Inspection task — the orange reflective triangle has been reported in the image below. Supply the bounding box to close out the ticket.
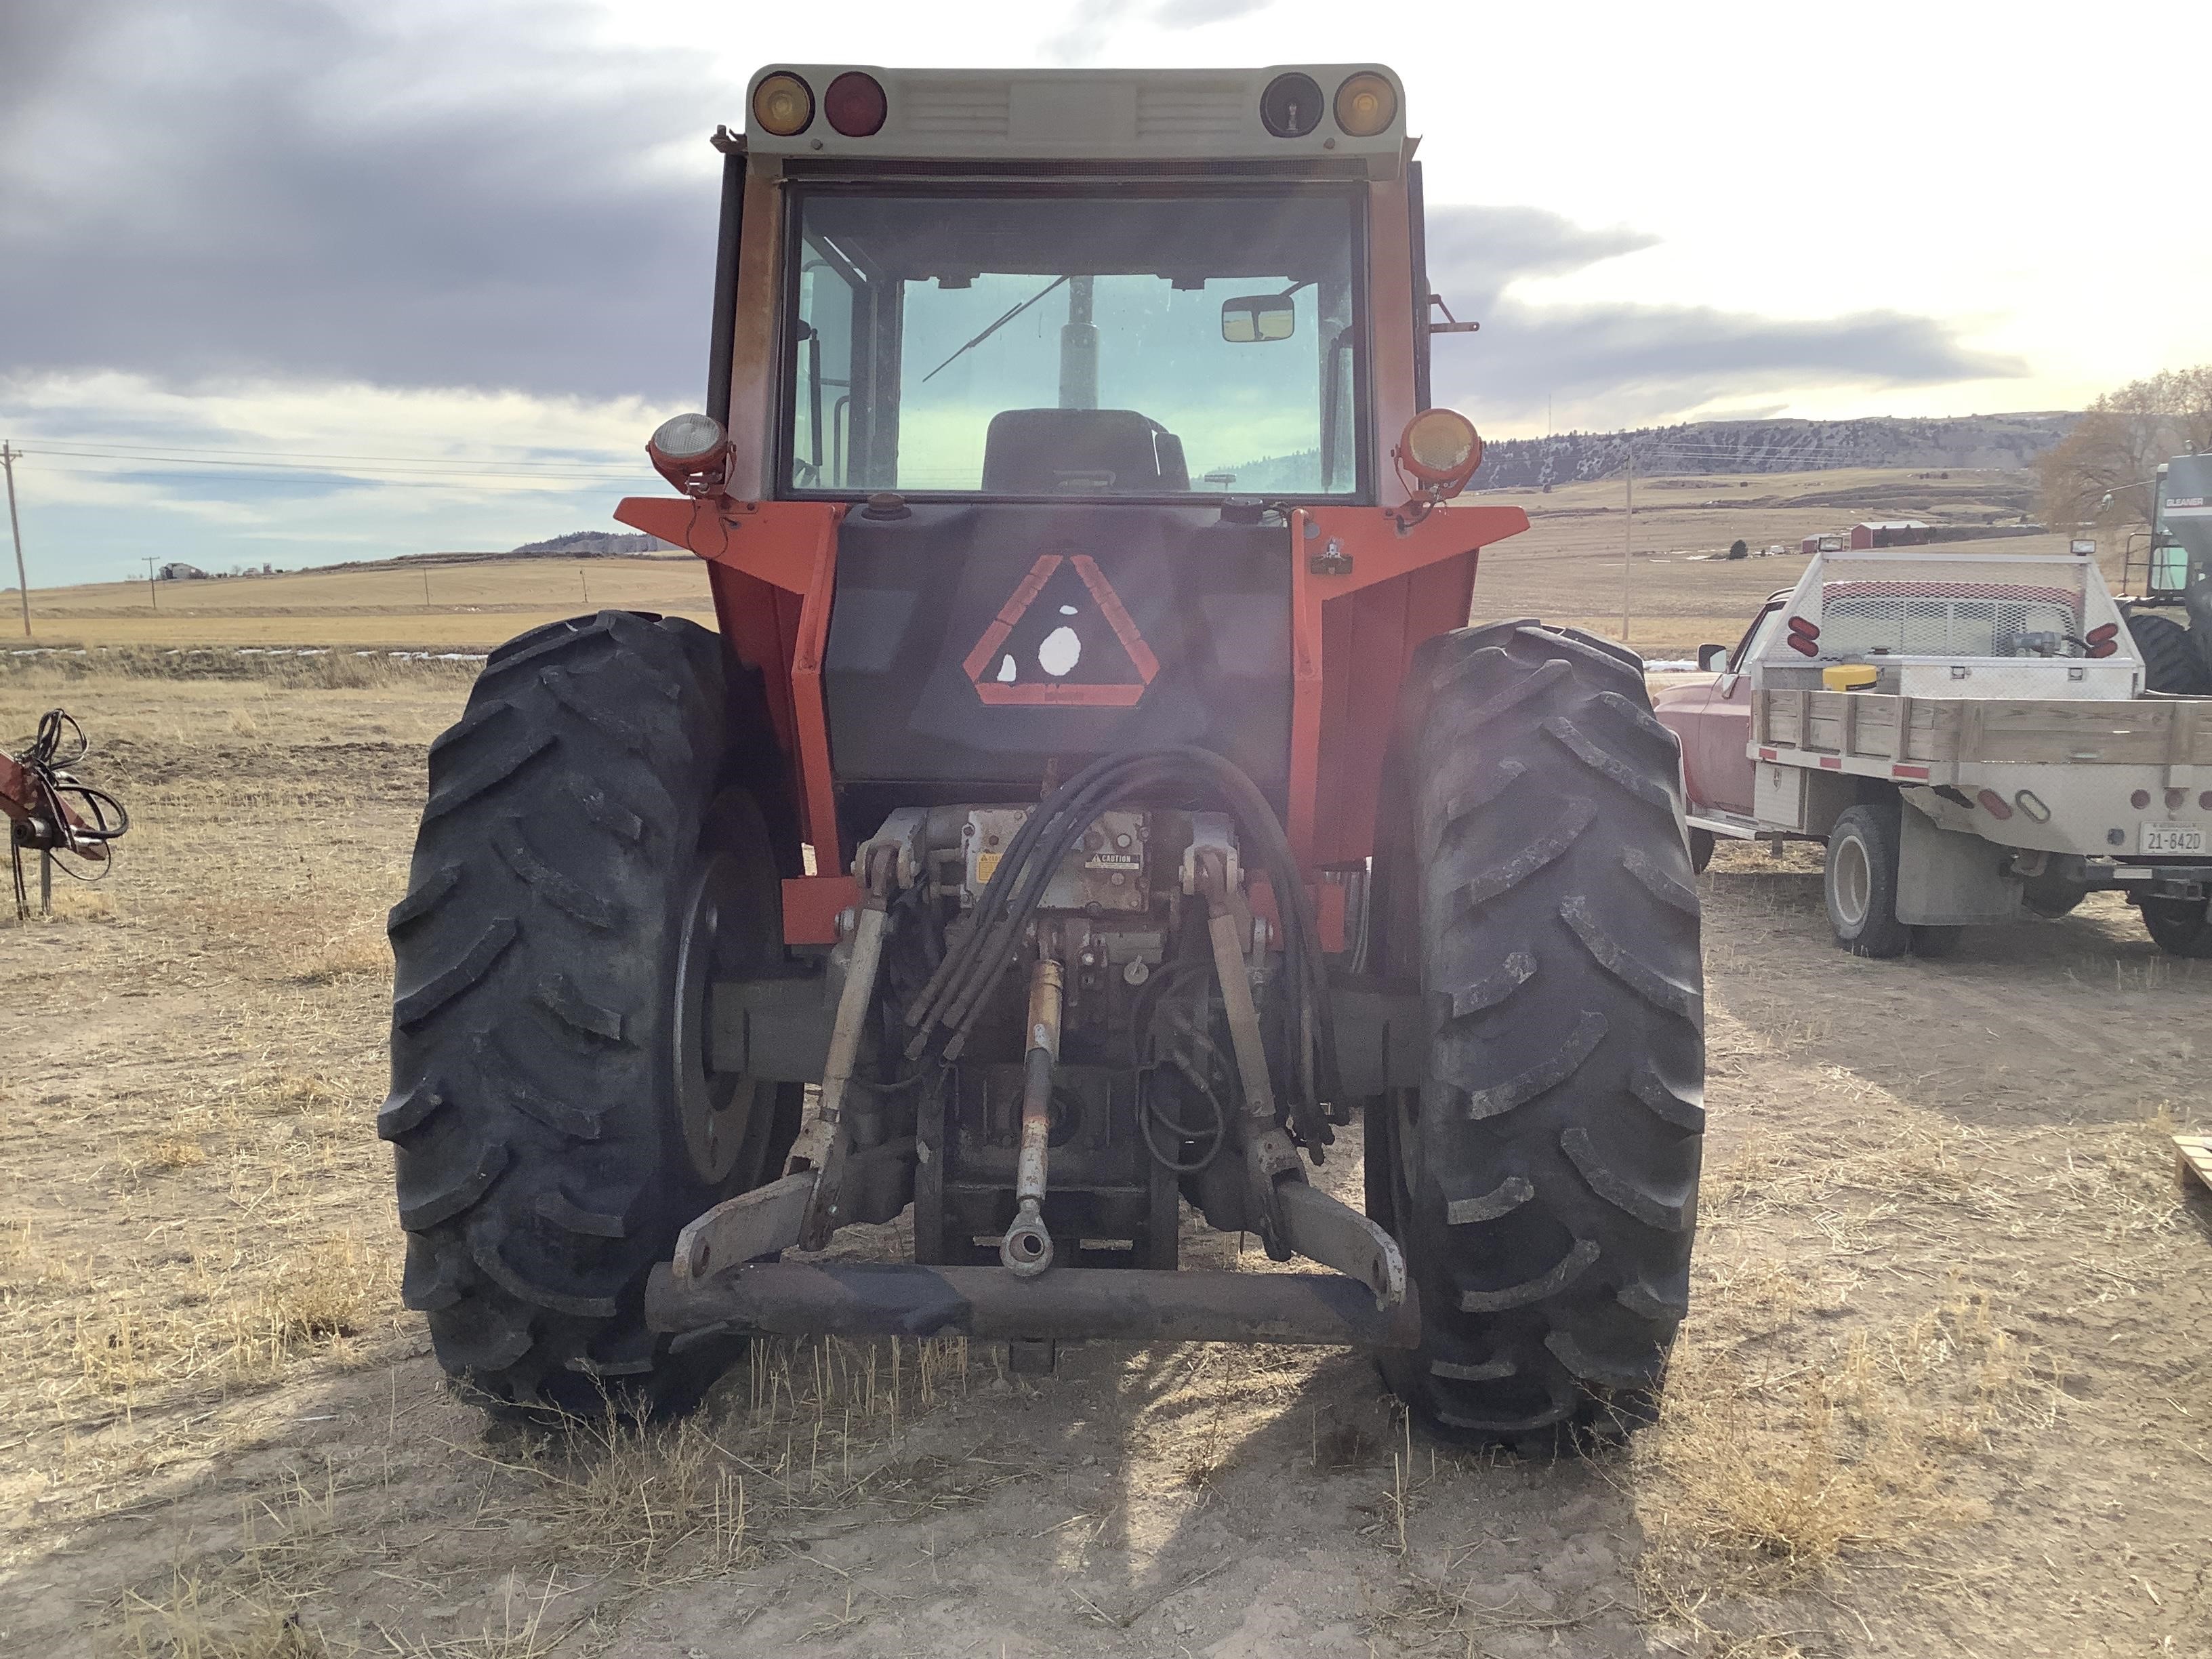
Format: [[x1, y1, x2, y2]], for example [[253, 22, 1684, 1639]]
[[961, 554, 1160, 707]]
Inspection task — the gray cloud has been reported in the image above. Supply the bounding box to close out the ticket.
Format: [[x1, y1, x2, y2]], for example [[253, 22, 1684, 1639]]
[[1425, 204, 1658, 290], [1041, 0, 1145, 64], [1, 11, 2019, 428], [1043, 0, 1271, 63], [1421, 205, 2024, 424], [1, 0, 722, 404], [1153, 0, 1274, 24]]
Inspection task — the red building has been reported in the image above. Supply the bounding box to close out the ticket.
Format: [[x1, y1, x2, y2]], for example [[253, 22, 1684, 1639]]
[[1849, 520, 1930, 549]]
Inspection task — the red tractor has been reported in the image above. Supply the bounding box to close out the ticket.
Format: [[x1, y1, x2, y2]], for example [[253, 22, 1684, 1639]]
[[384, 64, 1704, 1445]]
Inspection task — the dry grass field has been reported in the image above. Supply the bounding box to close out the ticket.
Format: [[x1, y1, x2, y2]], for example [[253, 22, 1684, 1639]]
[[7, 556, 717, 651], [1, 485, 2207, 1657], [1465, 465, 2080, 659], [8, 464, 2085, 661]]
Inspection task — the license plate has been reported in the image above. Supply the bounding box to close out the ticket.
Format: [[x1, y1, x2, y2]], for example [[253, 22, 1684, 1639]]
[[2143, 823, 2207, 855]]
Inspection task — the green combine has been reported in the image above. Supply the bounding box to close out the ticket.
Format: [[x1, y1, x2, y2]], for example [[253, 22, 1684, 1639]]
[[2122, 452, 2212, 694]]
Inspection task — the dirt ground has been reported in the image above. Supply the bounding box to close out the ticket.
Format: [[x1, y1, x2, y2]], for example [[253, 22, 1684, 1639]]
[[2, 651, 2209, 1659]]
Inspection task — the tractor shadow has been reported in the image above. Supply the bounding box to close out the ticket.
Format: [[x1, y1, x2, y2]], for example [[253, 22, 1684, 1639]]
[[1701, 863, 2208, 1135], [1008, 1333, 1652, 1651]]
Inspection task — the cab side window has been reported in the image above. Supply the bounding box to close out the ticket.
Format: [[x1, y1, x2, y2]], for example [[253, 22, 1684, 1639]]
[[1729, 602, 1786, 673]]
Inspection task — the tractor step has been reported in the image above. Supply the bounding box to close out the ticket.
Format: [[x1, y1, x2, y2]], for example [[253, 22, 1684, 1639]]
[[646, 1261, 1422, 1349]]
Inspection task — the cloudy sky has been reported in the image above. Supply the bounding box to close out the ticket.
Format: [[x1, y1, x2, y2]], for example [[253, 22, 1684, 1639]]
[[3, 0, 2207, 583]]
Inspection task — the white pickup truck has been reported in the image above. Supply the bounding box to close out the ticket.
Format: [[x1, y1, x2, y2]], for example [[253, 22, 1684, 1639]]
[[1654, 548, 2212, 958]]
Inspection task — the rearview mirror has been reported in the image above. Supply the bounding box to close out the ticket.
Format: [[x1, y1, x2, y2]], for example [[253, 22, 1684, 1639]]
[[1221, 294, 1296, 343], [1696, 643, 1729, 672]]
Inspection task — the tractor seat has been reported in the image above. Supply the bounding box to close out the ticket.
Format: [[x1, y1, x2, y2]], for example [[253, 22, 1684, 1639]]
[[981, 409, 1191, 495]]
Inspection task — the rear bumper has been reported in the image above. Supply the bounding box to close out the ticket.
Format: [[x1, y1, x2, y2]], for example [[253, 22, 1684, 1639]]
[[647, 1261, 1422, 1349], [2022, 853, 2212, 901]]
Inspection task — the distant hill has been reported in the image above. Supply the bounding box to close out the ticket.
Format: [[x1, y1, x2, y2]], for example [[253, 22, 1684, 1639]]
[[510, 530, 675, 556], [1477, 413, 2076, 490]]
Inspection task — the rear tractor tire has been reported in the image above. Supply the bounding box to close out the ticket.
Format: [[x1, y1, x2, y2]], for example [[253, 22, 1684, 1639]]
[[1367, 621, 1705, 1448], [384, 611, 803, 1420]]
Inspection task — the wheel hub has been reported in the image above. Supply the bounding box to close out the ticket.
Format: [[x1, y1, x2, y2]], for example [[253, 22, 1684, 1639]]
[[1833, 835, 1871, 930], [672, 851, 766, 1184]]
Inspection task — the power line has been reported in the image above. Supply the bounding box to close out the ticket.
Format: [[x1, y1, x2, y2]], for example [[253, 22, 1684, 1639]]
[[9, 440, 651, 487], [3, 443, 28, 638], [16, 438, 639, 469], [15, 453, 645, 489], [21, 450, 644, 479]]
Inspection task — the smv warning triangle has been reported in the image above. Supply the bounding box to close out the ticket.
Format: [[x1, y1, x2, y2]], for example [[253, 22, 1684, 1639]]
[[961, 555, 1160, 707]]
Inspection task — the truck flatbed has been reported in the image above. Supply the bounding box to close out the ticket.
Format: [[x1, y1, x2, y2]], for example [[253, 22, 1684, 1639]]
[[1754, 687, 2212, 777]]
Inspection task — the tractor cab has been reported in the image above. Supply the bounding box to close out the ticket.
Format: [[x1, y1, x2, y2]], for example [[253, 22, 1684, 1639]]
[[619, 65, 1524, 875]]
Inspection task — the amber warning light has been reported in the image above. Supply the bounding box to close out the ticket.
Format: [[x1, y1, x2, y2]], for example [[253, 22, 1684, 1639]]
[[753, 73, 813, 136]]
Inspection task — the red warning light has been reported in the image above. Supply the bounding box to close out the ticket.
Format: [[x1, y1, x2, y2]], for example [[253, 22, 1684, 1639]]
[[824, 72, 887, 138]]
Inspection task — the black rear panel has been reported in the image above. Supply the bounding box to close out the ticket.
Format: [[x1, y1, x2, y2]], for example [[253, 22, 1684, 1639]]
[[824, 504, 1291, 841]]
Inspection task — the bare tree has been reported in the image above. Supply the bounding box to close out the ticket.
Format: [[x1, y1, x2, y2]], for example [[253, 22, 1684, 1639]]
[[2038, 365, 2212, 530]]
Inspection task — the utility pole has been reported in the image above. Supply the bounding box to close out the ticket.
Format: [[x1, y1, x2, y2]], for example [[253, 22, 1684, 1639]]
[[144, 555, 159, 611], [3, 442, 28, 638], [1620, 445, 1635, 642]]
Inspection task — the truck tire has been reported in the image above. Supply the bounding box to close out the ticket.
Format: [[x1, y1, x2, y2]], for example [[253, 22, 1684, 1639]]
[[1366, 621, 1704, 1447], [2126, 612, 2211, 697], [2139, 896, 2212, 958], [1824, 802, 1914, 958], [384, 611, 803, 1420]]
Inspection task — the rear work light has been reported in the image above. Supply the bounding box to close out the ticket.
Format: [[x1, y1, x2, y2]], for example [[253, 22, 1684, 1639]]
[[753, 73, 813, 137], [1387, 409, 1483, 528], [823, 71, 886, 136], [1260, 72, 1324, 138], [1399, 409, 1481, 488], [647, 411, 729, 497], [1334, 72, 1396, 137]]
